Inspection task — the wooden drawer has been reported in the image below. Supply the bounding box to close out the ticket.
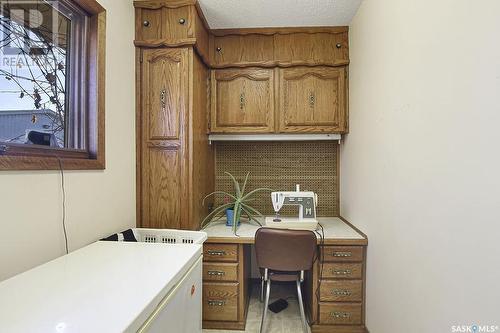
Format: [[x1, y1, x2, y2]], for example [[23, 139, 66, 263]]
[[203, 282, 239, 322], [322, 263, 363, 279], [203, 243, 238, 262], [211, 34, 274, 67], [319, 303, 362, 325], [203, 262, 239, 282], [321, 246, 364, 262], [319, 280, 363, 302]]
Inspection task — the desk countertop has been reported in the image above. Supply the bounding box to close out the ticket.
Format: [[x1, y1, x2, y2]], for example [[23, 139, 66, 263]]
[[203, 216, 367, 245]]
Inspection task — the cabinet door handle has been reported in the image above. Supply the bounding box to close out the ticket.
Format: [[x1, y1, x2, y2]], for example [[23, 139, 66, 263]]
[[309, 92, 315, 107], [332, 269, 351, 275], [332, 289, 352, 296], [216, 47, 222, 53], [207, 250, 226, 256], [178, 18, 186, 24], [239, 93, 245, 110], [332, 251, 352, 257], [143, 20, 150, 27], [207, 300, 226, 306], [160, 89, 166, 111], [331, 311, 351, 319], [207, 270, 225, 276]]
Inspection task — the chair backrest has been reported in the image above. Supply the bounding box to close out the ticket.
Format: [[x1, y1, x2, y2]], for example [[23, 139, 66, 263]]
[[255, 228, 317, 272]]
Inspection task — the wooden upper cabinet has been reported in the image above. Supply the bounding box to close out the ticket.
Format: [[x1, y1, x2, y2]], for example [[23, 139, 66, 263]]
[[134, 2, 210, 60], [278, 67, 347, 133], [210, 69, 275, 133], [140, 48, 189, 229], [210, 34, 274, 67], [208, 28, 349, 67], [135, 5, 190, 44], [274, 31, 349, 66]]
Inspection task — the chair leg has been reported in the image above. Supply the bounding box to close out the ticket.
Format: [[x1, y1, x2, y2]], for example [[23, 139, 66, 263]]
[[296, 279, 309, 333], [260, 276, 264, 302], [260, 279, 271, 333]]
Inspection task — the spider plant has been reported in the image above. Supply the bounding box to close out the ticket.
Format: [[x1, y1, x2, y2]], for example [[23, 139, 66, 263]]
[[201, 172, 272, 234]]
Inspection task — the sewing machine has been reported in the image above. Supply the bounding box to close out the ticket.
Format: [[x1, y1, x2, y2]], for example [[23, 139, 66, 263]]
[[264, 185, 319, 231]]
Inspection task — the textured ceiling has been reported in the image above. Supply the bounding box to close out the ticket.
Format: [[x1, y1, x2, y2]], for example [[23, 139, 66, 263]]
[[197, 0, 363, 29]]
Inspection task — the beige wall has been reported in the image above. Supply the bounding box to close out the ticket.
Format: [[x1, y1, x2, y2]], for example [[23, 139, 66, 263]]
[[0, 0, 136, 281], [343, 0, 500, 331]]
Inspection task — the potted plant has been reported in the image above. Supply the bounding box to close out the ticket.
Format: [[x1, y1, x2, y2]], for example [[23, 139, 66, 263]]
[[222, 196, 239, 227], [201, 172, 272, 234]]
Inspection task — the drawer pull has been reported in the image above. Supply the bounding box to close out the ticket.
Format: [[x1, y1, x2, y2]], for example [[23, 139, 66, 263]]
[[332, 289, 352, 296], [332, 269, 351, 275], [331, 311, 351, 319], [207, 270, 225, 276], [178, 18, 186, 25], [143, 20, 150, 27], [207, 250, 226, 256], [332, 251, 352, 257], [207, 300, 226, 306]]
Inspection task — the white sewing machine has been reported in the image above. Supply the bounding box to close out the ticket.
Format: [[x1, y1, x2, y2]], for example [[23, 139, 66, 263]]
[[264, 185, 319, 231]]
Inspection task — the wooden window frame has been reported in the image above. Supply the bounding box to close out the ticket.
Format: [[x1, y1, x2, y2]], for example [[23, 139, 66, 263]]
[[0, 0, 106, 170]]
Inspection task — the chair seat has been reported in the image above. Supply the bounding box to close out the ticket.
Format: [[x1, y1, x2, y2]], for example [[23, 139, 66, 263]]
[[260, 268, 300, 281]]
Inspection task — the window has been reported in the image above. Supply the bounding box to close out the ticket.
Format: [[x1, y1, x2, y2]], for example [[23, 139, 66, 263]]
[[0, 0, 105, 170]]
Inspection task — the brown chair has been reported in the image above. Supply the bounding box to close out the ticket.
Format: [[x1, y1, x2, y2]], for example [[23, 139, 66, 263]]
[[255, 227, 317, 333]]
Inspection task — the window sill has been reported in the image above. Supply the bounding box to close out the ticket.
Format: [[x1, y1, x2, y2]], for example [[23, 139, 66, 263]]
[[0, 144, 104, 170]]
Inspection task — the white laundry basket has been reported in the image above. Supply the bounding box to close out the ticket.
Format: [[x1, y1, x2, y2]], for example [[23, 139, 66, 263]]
[[132, 228, 207, 244]]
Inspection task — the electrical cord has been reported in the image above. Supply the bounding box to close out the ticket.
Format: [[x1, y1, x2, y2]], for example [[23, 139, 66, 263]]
[[56, 157, 69, 254]]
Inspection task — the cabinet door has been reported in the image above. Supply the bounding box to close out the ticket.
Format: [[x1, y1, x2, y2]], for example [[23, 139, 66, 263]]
[[162, 6, 191, 41], [210, 69, 274, 133], [278, 67, 346, 133], [140, 48, 189, 229], [136, 8, 163, 42], [135, 6, 191, 45], [211, 34, 274, 67], [274, 32, 349, 66]]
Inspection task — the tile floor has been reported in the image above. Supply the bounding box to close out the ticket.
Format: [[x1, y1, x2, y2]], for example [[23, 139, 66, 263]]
[[203, 281, 311, 333]]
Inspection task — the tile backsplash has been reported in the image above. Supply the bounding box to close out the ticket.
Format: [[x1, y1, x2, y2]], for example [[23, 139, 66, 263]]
[[214, 141, 338, 217]]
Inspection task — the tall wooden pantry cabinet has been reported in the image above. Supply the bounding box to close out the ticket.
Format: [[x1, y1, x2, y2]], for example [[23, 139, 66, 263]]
[[137, 47, 213, 230], [135, 0, 214, 230]]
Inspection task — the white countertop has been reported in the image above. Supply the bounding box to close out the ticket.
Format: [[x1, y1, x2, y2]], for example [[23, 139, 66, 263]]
[[203, 216, 366, 244], [0, 241, 202, 333]]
